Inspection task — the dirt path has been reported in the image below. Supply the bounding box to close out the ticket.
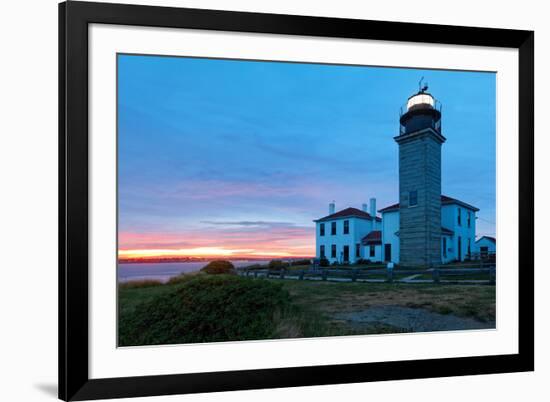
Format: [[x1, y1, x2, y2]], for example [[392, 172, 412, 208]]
[[334, 305, 495, 333]]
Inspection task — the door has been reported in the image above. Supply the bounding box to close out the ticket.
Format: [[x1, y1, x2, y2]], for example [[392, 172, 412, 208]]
[[343, 245, 349, 263], [384, 244, 392, 262], [457, 236, 462, 261]]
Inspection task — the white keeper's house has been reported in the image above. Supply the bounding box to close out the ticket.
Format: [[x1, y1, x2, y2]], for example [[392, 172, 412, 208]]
[[314, 86, 489, 267]]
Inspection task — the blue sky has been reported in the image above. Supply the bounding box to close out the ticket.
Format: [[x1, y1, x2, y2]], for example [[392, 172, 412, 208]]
[[117, 54, 496, 257]]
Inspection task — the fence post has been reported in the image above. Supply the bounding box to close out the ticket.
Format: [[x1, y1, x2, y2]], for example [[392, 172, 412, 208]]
[[489, 266, 496, 284], [299, 270, 304, 280], [254, 271, 258, 278], [387, 268, 393, 283], [322, 269, 327, 281], [432, 268, 440, 284], [352, 269, 357, 282], [279, 269, 285, 279]]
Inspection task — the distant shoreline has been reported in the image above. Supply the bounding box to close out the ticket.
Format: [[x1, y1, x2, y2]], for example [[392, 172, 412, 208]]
[[118, 258, 315, 283]]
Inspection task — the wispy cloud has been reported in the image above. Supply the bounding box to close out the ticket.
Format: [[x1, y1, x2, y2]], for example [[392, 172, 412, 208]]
[[118, 222, 316, 258], [200, 220, 294, 227]]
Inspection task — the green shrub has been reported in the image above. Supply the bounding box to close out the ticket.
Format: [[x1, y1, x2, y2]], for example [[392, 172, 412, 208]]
[[291, 259, 311, 266], [200, 260, 236, 275], [355, 258, 371, 265], [119, 279, 162, 289], [319, 258, 330, 267], [242, 263, 263, 270], [166, 273, 198, 285], [268, 260, 289, 270], [118, 275, 291, 346]]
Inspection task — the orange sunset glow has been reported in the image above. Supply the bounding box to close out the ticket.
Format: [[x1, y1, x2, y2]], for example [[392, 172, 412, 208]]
[[118, 229, 316, 261], [119, 246, 304, 258], [118, 247, 311, 260]]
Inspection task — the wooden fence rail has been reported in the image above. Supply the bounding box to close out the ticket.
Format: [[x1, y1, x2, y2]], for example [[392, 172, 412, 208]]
[[240, 266, 496, 284]]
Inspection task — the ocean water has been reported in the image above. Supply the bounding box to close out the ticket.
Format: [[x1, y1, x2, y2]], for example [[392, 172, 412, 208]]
[[118, 261, 258, 283]]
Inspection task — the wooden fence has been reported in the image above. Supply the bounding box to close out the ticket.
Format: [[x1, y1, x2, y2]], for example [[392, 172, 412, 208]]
[[239, 264, 495, 284]]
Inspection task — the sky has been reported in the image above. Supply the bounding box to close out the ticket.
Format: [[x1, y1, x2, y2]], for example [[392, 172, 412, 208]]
[[117, 54, 496, 259]]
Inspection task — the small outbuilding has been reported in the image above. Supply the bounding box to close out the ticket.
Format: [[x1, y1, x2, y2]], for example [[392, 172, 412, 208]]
[[475, 236, 496, 258]]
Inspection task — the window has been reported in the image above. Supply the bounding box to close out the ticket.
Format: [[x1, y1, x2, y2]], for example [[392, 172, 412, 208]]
[[320, 223, 325, 236], [467, 212, 471, 228], [369, 245, 375, 257], [331, 244, 336, 258], [331, 221, 336, 235], [320, 245, 325, 259], [355, 243, 361, 258], [409, 190, 418, 207], [458, 208, 462, 226], [442, 237, 447, 258], [343, 220, 349, 234]]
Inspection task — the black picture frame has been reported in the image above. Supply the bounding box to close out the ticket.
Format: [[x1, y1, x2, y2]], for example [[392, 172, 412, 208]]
[[59, 1, 534, 400]]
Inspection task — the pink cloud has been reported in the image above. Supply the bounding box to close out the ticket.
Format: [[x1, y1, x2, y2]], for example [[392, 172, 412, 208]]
[[118, 223, 315, 258]]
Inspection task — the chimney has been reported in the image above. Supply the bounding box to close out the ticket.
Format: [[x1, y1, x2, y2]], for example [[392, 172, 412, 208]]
[[362, 203, 368, 212], [329, 201, 335, 215], [369, 198, 376, 218]]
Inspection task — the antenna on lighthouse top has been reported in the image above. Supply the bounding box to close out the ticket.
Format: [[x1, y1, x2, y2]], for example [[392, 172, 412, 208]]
[[418, 77, 428, 93]]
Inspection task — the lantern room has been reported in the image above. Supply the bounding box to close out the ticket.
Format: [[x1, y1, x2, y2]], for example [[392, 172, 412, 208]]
[[399, 85, 442, 136]]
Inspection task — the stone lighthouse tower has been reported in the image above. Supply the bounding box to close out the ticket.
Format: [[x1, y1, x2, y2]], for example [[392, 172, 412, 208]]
[[394, 83, 445, 267]]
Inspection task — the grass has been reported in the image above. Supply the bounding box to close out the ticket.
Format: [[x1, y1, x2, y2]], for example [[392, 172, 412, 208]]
[[118, 274, 496, 346], [415, 273, 494, 281], [278, 280, 496, 324]]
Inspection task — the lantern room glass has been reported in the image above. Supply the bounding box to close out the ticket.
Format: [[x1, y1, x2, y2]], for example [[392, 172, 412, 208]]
[[406, 93, 434, 110]]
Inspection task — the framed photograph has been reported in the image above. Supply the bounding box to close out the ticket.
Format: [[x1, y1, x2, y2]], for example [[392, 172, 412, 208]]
[[59, 1, 534, 400]]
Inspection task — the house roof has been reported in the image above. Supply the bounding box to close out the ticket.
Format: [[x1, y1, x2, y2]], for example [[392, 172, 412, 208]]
[[476, 236, 496, 244], [441, 195, 480, 211], [361, 230, 382, 245], [378, 202, 400, 213], [378, 195, 479, 213], [314, 207, 381, 222], [441, 227, 454, 236]]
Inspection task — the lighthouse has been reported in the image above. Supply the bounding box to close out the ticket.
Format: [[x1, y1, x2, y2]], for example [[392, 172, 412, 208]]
[[394, 83, 446, 267]]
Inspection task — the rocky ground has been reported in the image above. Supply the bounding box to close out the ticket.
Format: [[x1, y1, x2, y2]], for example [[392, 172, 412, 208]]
[[334, 305, 495, 333]]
